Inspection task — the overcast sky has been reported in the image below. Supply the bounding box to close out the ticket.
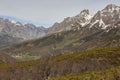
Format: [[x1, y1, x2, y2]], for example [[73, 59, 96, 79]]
[[0, 0, 120, 27]]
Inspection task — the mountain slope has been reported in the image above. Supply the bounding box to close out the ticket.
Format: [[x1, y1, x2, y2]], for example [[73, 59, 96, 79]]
[[1, 25, 119, 60], [50, 66, 120, 80], [0, 33, 22, 47], [0, 46, 119, 80], [0, 53, 16, 64]]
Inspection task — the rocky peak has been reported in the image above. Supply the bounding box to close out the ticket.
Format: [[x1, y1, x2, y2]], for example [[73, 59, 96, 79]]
[[90, 4, 120, 29], [95, 4, 120, 19], [48, 9, 93, 34], [75, 9, 92, 20], [79, 9, 89, 17], [103, 4, 120, 12]]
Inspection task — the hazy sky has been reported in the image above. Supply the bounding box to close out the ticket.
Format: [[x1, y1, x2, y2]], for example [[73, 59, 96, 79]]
[[0, 0, 120, 27]]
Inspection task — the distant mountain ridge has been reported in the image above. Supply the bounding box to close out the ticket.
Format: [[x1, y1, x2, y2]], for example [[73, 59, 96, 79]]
[[0, 15, 43, 26], [0, 18, 48, 46]]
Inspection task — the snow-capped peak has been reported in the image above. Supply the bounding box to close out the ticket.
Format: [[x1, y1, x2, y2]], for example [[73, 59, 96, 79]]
[[80, 9, 89, 17], [89, 4, 120, 30], [78, 9, 93, 20], [102, 4, 120, 13], [75, 9, 93, 27]]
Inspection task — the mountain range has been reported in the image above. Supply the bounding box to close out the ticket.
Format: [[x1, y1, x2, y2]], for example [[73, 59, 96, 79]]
[[0, 4, 119, 58], [0, 15, 44, 26], [0, 18, 48, 47], [0, 4, 119, 80], [49, 4, 120, 34]]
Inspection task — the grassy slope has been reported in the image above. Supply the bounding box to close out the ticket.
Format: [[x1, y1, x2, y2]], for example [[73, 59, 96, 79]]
[[51, 46, 120, 64], [49, 46, 120, 80], [0, 46, 119, 80], [50, 66, 120, 80], [0, 46, 119, 69]]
